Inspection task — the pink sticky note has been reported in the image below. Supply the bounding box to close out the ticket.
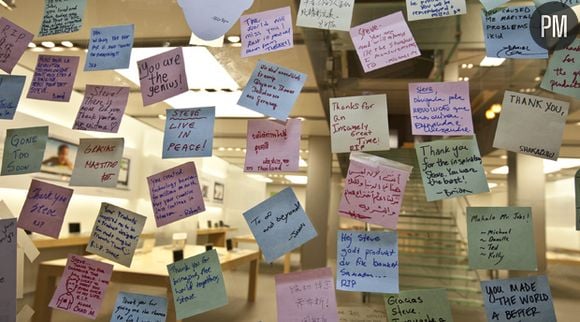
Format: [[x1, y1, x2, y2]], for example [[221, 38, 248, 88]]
[[350, 11, 420, 73], [147, 162, 205, 227], [275, 267, 339, 322], [17, 179, 73, 238], [73, 85, 130, 133], [240, 7, 293, 57], [137, 47, 188, 106], [49, 254, 113, 319], [27, 55, 80, 102], [0, 17, 34, 74], [339, 152, 412, 229], [244, 119, 301, 172]]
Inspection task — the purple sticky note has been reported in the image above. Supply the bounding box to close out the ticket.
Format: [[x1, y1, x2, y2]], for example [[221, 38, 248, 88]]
[[147, 162, 205, 227], [240, 7, 293, 57], [350, 11, 420, 73], [17, 179, 73, 238], [244, 119, 301, 172], [0, 17, 34, 74], [137, 47, 188, 106], [27, 55, 80, 102], [73, 85, 130, 133]]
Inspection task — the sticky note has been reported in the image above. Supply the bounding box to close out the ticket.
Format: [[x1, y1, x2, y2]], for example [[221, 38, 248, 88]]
[[493, 91, 569, 161], [0, 75, 26, 120], [137, 47, 188, 106], [240, 7, 293, 57], [0, 218, 17, 322], [576, 170, 580, 231], [385, 289, 453, 322], [1, 126, 48, 176], [243, 187, 317, 263], [406, 0, 466, 21], [409, 81, 474, 136], [73, 85, 130, 133], [482, 6, 548, 59], [275, 267, 339, 322], [86, 203, 146, 267], [481, 275, 556, 322], [147, 162, 205, 227], [330, 94, 390, 153], [85, 25, 134, 71], [111, 292, 167, 322], [296, 0, 355, 31], [163, 107, 215, 158], [479, 0, 509, 11], [540, 38, 580, 99], [238, 60, 306, 121], [350, 11, 420, 73], [17, 179, 73, 238], [27, 55, 80, 102], [39, 0, 87, 36], [339, 152, 412, 229], [0, 18, 34, 73], [16, 229, 40, 262], [338, 306, 387, 322], [70, 138, 124, 187], [167, 250, 227, 319], [416, 138, 489, 201], [336, 230, 399, 293], [244, 119, 301, 172]]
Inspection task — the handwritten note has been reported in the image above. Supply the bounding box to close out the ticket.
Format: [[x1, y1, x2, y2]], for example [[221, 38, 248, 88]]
[[85, 24, 134, 71], [406, 0, 466, 21], [70, 138, 124, 187], [482, 6, 548, 59], [26, 55, 80, 102], [147, 162, 205, 227], [337, 230, 399, 294], [330, 94, 390, 153], [1, 126, 48, 176], [17, 180, 73, 238], [540, 38, 579, 99], [238, 60, 306, 120], [416, 138, 489, 201], [0, 218, 16, 322], [0, 18, 34, 73], [163, 107, 215, 158], [137, 47, 188, 106], [111, 292, 167, 322], [296, 0, 355, 31], [39, 0, 87, 37], [244, 119, 301, 172], [275, 267, 339, 322], [86, 203, 146, 267], [350, 11, 420, 73], [338, 306, 387, 322], [467, 207, 537, 270], [73, 85, 130, 133], [385, 289, 453, 322], [479, 0, 509, 11], [167, 250, 227, 319], [339, 152, 412, 229], [240, 7, 293, 57], [493, 91, 569, 161], [0, 75, 26, 120], [243, 187, 317, 263], [409, 81, 474, 136], [481, 275, 556, 322], [49, 254, 113, 319]]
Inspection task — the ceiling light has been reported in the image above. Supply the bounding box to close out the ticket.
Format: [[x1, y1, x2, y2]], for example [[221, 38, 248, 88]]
[[60, 41, 74, 48], [500, 155, 507, 160], [246, 174, 273, 183], [491, 166, 509, 175], [467, 63, 474, 69], [299, 158, 308, 168], [226, 147, 233, 151], [227, 36, 241, 43], [218, 147, 226, 151], [534, 76, 541, 82], [235, 147, 242, 152], [242, 148, 247, 153], [576, 122, 580, 126], [28, 42, 36, 48], [461, 63, 467, 69], [458, 77, 463, 81], [41, 41, 55, 48], [296, 117, 306, 121], [491, 103, 502, 114], [284, 175, 308, 185], [30, 47, 45, 52], [485, 110, 496, 120], [231, 43, 242, 47], [158, 114, 166, 120], [463, 77, 469, 81], [480, 56, 506, 67], [50, 47, 65, 52], [488, 182, 498, 189]]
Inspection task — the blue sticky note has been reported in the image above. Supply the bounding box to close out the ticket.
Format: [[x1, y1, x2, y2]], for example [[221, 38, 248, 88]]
[[243, 187, 317, 263], [481, 275, 557, 322], [1, 126, 48, 176], [0, 75, 26, 120], [163, 107, 215, 158], [85, 24, 134, 71], [237, 60, 307, 121], [336, 230, 399, 294], [482, 6, 548, 59], [111, 292, 167, 322]]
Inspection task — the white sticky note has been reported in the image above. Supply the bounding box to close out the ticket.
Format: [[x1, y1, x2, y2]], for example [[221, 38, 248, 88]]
[[16, 229, 39, 262]]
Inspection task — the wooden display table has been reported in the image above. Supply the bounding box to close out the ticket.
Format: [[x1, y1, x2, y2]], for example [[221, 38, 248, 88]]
[[31, 232, 155, 249], [232, 234, 292, 273], [196, 227, 237, 247]]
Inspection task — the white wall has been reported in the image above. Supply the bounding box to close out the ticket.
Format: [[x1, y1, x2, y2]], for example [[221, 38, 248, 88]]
[[545, 177, 580, 250]]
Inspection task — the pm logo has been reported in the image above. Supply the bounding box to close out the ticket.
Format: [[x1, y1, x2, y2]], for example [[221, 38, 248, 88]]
[[541, 14, 568, 37], [530, 2, 578, 50]]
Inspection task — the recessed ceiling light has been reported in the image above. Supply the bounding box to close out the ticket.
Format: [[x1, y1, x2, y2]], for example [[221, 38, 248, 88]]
[[463, 77, 469, 81], [485, 110, 496, 120], [500, 155, 507, 160], [30, 47, 45, 52], [491, 103, 502, 114], [28, 42, 36, 48], [41, 41, 55, 48], [296, 117, 306, 121], [467, 63, 474, 69], [534, 76, 541, 82], [60, 41, 74, 48], [480, 56, 506, 67], [158, 114, 166, 120], [458, 77, 463, 81], [227, 147, 233, 151], [218, 147, 226, 151], [235, 147, 241, 152], [461, 63, 467, 69], [226, 35, 241, 43]]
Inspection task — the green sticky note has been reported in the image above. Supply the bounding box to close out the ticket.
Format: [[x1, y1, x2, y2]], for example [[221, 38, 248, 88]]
[[576, 170, 580, 231], [384, 288, 453, 322], [467, 207, 537, 270], [540, 38, 580, 99], [167, 249, 227, 319], [1, 126, 48, 176]]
